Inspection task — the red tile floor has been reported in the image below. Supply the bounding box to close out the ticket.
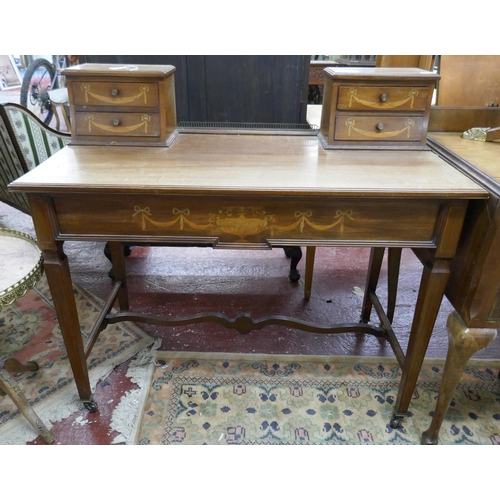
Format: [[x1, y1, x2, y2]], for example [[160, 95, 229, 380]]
[[2, 199, 500, 445]]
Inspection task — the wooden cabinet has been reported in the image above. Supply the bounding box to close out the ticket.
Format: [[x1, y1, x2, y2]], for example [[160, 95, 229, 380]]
[[319, 68, 440, 150], [63, 63, 178, 146]]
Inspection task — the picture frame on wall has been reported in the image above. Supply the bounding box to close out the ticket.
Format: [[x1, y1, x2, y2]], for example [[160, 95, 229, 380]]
[[0, 55, 22, 90]]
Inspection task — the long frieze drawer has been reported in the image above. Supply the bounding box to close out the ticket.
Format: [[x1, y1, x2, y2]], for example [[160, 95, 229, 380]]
[[70, 81, 160, 108], [73, 112, 161, 137], [337, 86, 431, 112], [334, 116, 425, 142], [51, 194, 443, 246]]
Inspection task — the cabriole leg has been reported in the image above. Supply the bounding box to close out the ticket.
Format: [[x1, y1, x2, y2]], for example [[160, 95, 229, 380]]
[[421, 311, 497, 445]]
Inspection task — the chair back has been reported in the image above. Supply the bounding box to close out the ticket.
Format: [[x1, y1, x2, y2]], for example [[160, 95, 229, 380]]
[[0, 103, 70, 214]]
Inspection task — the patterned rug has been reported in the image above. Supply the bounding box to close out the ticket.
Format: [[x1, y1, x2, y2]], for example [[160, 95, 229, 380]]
[[0, 275, 153, 444], [133, 351, 500, 445]]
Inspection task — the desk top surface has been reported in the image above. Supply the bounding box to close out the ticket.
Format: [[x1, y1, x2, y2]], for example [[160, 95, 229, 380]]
[[428, 132, 500, 185], [10, 132, 487, 199]]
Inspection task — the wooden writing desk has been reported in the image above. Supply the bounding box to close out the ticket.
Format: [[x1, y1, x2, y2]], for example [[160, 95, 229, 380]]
[[9, 132, 486, 436]]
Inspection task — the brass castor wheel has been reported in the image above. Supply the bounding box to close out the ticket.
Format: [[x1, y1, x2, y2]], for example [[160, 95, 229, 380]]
[[390, 414, 403, 429], [83, 401, 98, 413]]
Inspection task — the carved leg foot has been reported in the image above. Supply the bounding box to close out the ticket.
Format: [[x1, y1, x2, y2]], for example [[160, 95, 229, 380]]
[[283, 246, 302, 282], [421, 311, 497, 445], [105, 242, 132, 279]]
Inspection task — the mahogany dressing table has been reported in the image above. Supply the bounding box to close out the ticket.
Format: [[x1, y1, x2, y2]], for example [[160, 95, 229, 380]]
[[9, 131, 487, 436]]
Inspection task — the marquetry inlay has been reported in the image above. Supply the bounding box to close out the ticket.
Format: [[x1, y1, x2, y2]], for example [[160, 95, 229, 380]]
[[80, 83, 150, 105], [348, 88, 420, 110], [84, 114, 152, 134], [345, 118, 415, 139], [132, 206, 354, 242]]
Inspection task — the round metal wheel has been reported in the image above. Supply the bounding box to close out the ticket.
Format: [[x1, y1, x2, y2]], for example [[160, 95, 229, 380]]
[[83, 401, 98, 413], [390, 415, 402, 429], [20, 58, 56, 125]]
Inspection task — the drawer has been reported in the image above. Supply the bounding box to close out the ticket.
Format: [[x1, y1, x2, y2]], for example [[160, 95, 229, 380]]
[[73, 112, 161, 138], [337, 86, 431, 112], [70, 81, 159, 108], [52, 193, 442, 247], [334, 116, 424, 142]]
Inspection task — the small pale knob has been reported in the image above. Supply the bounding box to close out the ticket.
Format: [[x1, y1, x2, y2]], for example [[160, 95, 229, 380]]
[[111, 89, 119, 97], [376, 123, 384, 131], [112, 118, 121, 126], [380, 93, 388, 102]]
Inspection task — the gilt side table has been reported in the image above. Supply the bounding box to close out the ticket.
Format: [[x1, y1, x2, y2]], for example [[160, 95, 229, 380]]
[[0, 228, 54, 443]]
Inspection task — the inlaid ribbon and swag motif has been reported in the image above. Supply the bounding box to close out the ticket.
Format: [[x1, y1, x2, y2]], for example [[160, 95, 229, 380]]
[[348, 88, 420, 110], [132, 206, 354, 242], [80, 83, 150, 105], [80, 84, 152, 134], [345, 88, 419, 139], [345, 118, 415, 139]]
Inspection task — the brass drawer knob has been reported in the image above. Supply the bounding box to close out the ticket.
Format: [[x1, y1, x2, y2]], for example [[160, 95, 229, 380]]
[[112, 118, 121, 126], [111, 89, 119, 97], [376, 123, 384, 131], [380, 93, 388, 102]]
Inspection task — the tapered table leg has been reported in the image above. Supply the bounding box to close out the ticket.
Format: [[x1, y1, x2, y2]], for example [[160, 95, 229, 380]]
[[360, 247, 385, 322], [387, 248, 402, 323], [27, 197, 97, 411], [42, 243, 94, 408], [421, 311, 497, 445], [304, 246, 316, 300], [107, 241, 129, 311], [392, 258, 450, 426]]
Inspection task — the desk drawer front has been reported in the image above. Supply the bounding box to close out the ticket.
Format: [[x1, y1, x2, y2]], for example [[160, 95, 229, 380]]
[[52, 194, 443, 247], [334, 116, 424, 142], [71, 81, 159, 108], [337, 86, 431, 111], [73, 112, 161, 137]]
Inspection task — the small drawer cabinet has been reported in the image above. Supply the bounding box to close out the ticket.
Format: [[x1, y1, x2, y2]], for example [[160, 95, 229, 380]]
[[63, 63, 177, 146], [318, 67, 440, 150]]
